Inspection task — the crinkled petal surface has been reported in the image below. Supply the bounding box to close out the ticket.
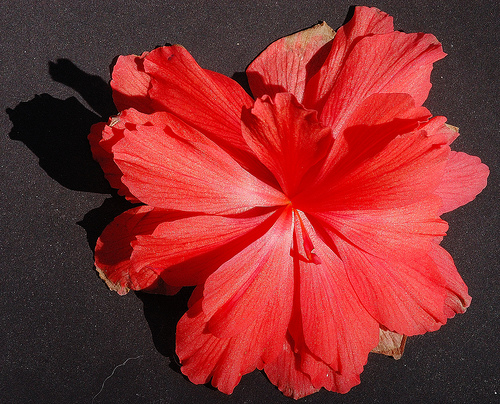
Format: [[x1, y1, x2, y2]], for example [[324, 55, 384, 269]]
[[105, 108, 287, 214], [247, 21, 335, 103], [177, 207, 295, 393], [95, 205, 185, 295], [111, 52, 153, 113], [435, 151, 489, 214]]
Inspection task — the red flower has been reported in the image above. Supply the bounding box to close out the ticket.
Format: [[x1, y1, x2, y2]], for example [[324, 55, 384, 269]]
[[89, 6, 489, 399]]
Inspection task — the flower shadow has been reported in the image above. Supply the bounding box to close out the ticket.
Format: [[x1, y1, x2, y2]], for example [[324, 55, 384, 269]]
[[5, 59, 194, 374]]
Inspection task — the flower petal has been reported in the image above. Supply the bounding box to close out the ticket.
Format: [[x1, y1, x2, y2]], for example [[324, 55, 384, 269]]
[[302, 6, 394, 110], [308, 93, 432, 186], [429, 243, 471, 316], [434, 151, 489, 214], [202, 207, 294, 339], [241, 93, 331, 197], [294, 128, 450, 212], [314, 197, 448, 262], [88, 120, 139, 202], [264, 332, 362, 397], [332, 235, 450, 335], [247, 21, 335, 103], [110, 52, 153, 113], [177, 277, 293, 394], [176, 298, 260, 394], [94, 205, 184, 295], [131, 209, 277, 287], [143, 46, 253, 154], [316, 30, 445, 130], [263, 334, 319, 399], [108, 108, 287, 214], [297, 216, 379, 374]]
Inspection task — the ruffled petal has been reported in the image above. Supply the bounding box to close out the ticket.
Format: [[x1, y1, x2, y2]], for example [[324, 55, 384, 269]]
[[332, 234, 450, 335], [300, 350, 361, 394], [247, 22, 335, 103], [296, 215, 379, 374], [143, 46, 253, 154], [429, 243, 471, 316], [303, 6, 394, 109], [131, 209, 277, 287], [434, 151, 489, 214], [294, 127, 450, 212], [110, 52, 153, 113], [314, 197, 448, 262], [263, 335, 319, 399], [308, 93, 432, 186], [202, 207, 294, 339], [88, 120, 139, 202], [107, 108, 287, 214], [94, 205, 184, 295], [316, 30, 445, 130], [177, 271, 293, 394], [241, 93, 331, 197]]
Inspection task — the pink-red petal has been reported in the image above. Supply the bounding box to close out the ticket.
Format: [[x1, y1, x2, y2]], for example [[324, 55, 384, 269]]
[[109, 108, 287, 214], [318, 30, 445, 130], [177, 263, 293, 395], [111, 52, 153, 113], [241, 93, 331, 197], [303, 6, 394, 110], [143, 46, 253, 154], [202, 207, 294, 339], [314, 197, 448, 262], [247, 21, 335, 103], [429, 243, 471, 316], [434, 151, 489, 214], [131, 210, 277, 287], [88, 119, 140, 202], [296, 214, 379, 374], [332, 235, 450, 335], [294, 128, 450, 212], [94, 205, 184, 295]]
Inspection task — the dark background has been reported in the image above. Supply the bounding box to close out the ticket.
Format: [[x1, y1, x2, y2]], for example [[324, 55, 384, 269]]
[[1, 1, 498, 403]]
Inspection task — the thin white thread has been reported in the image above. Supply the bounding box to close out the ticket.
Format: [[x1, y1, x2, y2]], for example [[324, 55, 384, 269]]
[[92, 355, 143, 403]]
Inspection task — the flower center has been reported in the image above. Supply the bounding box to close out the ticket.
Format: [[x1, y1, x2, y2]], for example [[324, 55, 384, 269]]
[[293, 208, 321, 264]]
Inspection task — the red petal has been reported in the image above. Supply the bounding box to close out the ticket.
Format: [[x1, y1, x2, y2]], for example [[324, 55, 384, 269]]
[[295, 128, 450, 212], [332, 235, 450, 335], [300, 350, 361, 394], [309, 93, 431, 187], [435, 151, 489, 214], [316, 31, 445, 129], [109, 108, 287, 214], [177, 281, 291, 394], [314, 197, 448, 262], [143, 46, 255, 156], [111, 52, 154, 113], [241, 93, 331, 197], [247, 22, 335, 103], [88, 120, 139, 202], [297, 216, 379, 374], [131, 210, 276, 286], [429, 243, 471, 316], [303, 6, 394, 109], [202, 207, 294, 339], [263, 333, 362, 398], [94, 206, 184, 295], [263, 335, 319, 399]]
